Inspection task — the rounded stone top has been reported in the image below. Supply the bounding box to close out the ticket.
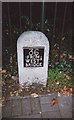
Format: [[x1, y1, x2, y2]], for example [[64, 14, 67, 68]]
[[18, 31, 46, 39], [17, 31, 49, 46]]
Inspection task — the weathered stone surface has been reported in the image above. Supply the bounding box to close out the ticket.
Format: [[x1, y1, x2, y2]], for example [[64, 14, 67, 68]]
[[14, 114, 42, 118], [42, 111, 61, 118], [72, 96, 74, 108], [39, 93, 57, 104], [57, 95, 72, 112], [40, 93, 58, 113], [60, 111, 72, 118], [65, 96, 72, 105], [39, 95, 50, 104], [11, 99, 22, 116], [2, 94, 72, 118], [0, 102, 2, 120], [41, 103, 59, 112], [2, 100, 12, 117], [17, 31, 49, 86], [21, 97, 31, 115], [30, 97, 41, 114]]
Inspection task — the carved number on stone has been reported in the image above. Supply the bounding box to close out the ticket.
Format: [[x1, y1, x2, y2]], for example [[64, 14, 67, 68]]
[[24, 48, 44, 67]]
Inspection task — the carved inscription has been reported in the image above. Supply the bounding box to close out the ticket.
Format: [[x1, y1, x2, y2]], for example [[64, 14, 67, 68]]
[[23, 48, 44, 67]]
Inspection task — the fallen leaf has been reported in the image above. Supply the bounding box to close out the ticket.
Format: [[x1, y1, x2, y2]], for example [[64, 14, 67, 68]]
[[10, 92, 14, 96], [10, 56, 13, 63], [12, 76, 17, 81], [65, 75, 71, 80], [41, 87, 43, 91], [56, 81, 59, 85], [58, 92, 61, 96], [18, 88, 22, 93], [51, 98, 57, 106], [15, 92, 19, 96], [0, 80, 3, 86], [26, 86, 29, 89], [66, 92, 70, 96], [31, 93, 38, 97], [13, 91, 17, 94], [39, 112, 42, 114], [63, 86, 67, 91], [0, 70, 6, 74], [70, 88, 72, 92]]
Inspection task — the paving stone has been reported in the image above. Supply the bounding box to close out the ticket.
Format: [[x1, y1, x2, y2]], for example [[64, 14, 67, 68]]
[[42, 111, 61, 118], [58, 95, 72, 112], [47, 93, 58, 99], [30, 97, 41, 114], [2, 93, 73, 119], [40, 93, 59, 113], [0, 103, 2, 120], [8, 96, 29, 100], [21, 97, 31, 115], [11, 99, 22, 116], [39, 96, 50, 104], [58, 95, 71, 103], [14, 114, 42, 118], [41, 103, 59, 112], [72, 96, 74, 109], [72, 109, 74, 118], [60, 110, 72, 118], [68, 96, 72, 104], [8, 96, 23, 100], [62, 95, 72, 105], [2, 100, 12, 117], [39, 93, 57, 104]]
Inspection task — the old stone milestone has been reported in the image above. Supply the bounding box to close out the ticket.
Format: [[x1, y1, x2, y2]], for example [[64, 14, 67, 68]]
[[17, 31, 49, 86]]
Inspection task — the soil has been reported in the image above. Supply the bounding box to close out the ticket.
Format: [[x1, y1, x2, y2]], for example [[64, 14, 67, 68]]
[[2, 78, 72, 105]]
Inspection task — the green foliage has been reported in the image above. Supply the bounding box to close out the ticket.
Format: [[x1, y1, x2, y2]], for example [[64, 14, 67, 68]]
[[49, 44, 72, 74], [49, 60, 72, 74], [48, 44, 73, 89], [48, 68, 73, 89], [2, 16, 72, 89], [2, 50, 17, 85]]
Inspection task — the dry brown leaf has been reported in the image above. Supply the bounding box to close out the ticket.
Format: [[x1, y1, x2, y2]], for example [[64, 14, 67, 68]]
[[12, 76, 17, 81], [15, 92, 19, 96], [47, 89, 50, 92], [10, 56, 13, 63], [0, 80, 3, 86], [63, 86, 67, 91], [70, 88, 72, 92], [13, 91, 17, 94], [51, 98, 57, 106], [58, 92, 61, 96], [31, 93, 38, 97], [10, 92, 14, 96], [0, 70, 6, 74], [65, 75, 71, 80], [18, 88, 22, 93]]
